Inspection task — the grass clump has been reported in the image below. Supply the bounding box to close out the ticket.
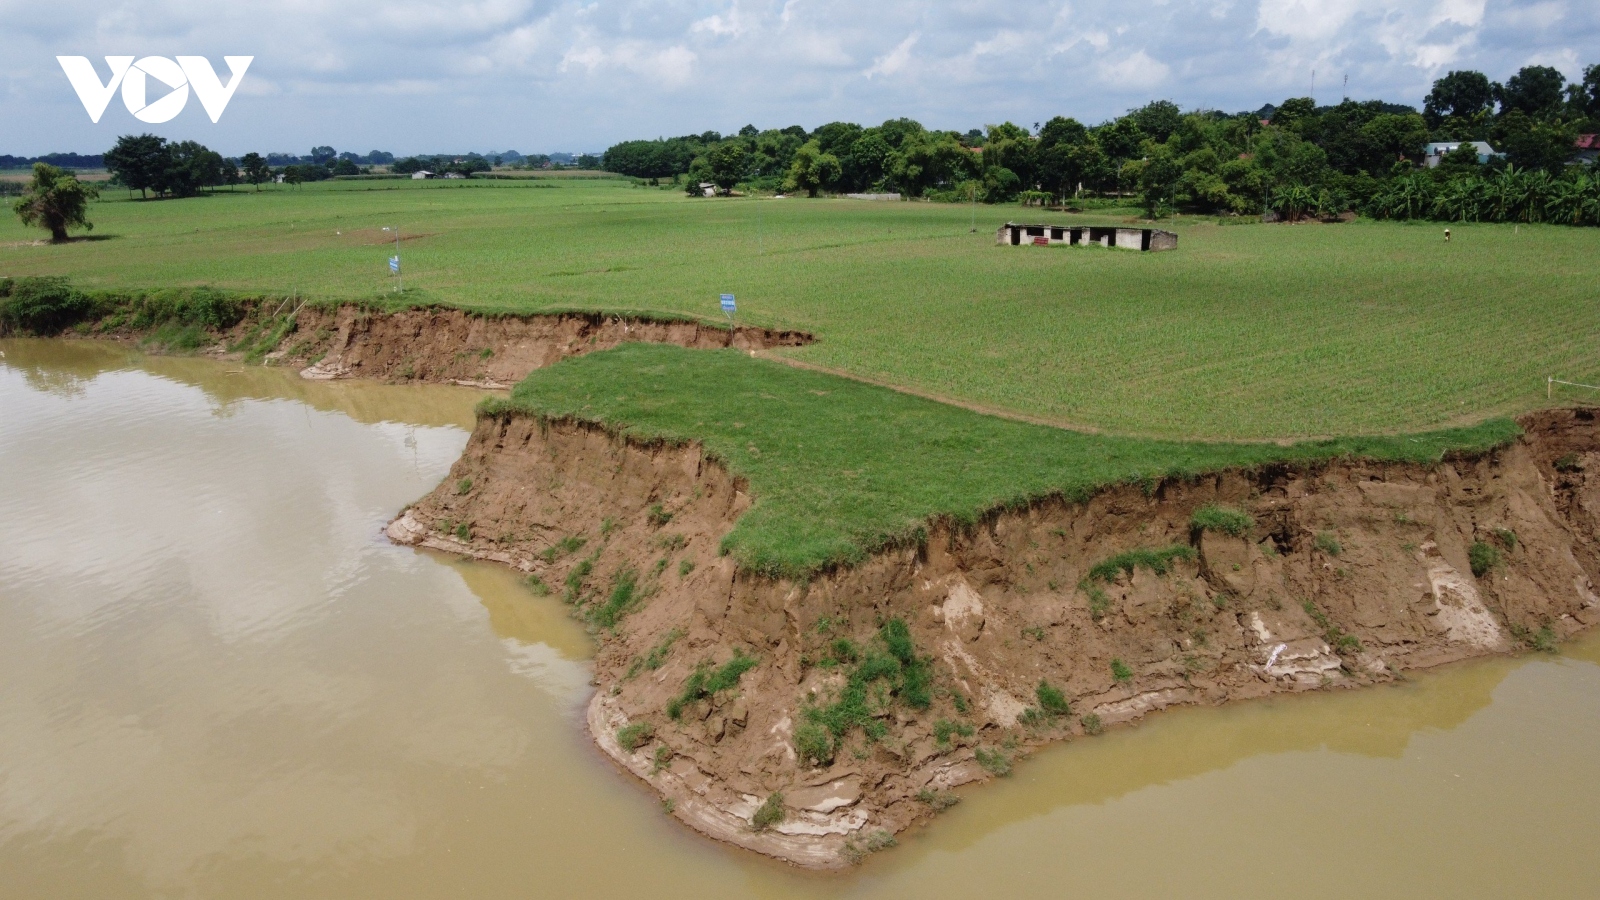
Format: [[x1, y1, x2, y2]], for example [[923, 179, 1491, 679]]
[[456, 477, 473, 495], [144, 321, 207, 353], [454, 523, 470, 542], [1080, 713, 1104, 735], [842, 829, 897, 865], [1111, 659, 1133, 683], [1035, 680, 1071, 716], [1468, 541, 1501, 577], [667, 651, 758, 720], [562, 551, 598, 603], [647, 503, 673, 527], [1084, 584, 1112, 620], [616, 721, 654, 751], [1493, 528, 1517, 551], [933, 718, 974, 749], [1313, 532, 1343, 557], [490, 343, 1520, 580], [524, 574, 550, 596], [652, 745, 672, 774], [588, 567, 643, 629], [751, 793, 785, 831], [541, 534, 587, 564], [830, 637, 860, 664], [1302, 599, 1362, 654], [975, 747, 1012, 777], [678, 559, 695, 577], [797, 618, 933, 764], [1087, 545, 1196, 583], [1510, 622, 1559, 652], [794, 722, 833, 767], [916, 788, 960, 811], [1190, 503, 1254, 537], [643, 628, 683, 670]]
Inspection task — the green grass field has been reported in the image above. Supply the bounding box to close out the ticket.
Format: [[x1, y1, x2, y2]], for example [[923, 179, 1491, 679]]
[[491, 344, 1517, 576], [4, 177, 1598, 439]]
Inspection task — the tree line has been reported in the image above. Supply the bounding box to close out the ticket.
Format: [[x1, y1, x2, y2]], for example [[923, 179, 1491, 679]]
[[602, 63, 1600, 225], [94, 136, 607, 198]]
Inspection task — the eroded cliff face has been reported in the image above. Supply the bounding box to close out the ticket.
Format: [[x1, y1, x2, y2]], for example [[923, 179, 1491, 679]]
[[286, 306, 810, 386], [388, 409, 1600, 869], [78, 302, 811, 386]]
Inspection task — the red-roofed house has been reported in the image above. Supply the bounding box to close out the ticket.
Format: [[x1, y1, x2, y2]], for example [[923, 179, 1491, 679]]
[[1575, 135, 1598, 165]]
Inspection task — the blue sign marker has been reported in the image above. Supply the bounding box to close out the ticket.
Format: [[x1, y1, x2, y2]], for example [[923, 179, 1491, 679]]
[[720, 293, 736, 317], [389, 255, 401, 273]]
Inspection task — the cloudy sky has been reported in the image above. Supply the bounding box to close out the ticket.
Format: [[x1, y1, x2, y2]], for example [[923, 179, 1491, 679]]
[[2, 0, 1595, 157]]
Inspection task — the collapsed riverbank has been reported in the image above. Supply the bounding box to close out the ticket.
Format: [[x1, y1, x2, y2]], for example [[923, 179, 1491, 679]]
[[388, 404, 1600, 868], [11, 285, 1600, 869]]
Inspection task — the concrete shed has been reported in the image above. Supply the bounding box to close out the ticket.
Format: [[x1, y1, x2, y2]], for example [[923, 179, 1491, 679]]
[[995, 223, 1177, 252]]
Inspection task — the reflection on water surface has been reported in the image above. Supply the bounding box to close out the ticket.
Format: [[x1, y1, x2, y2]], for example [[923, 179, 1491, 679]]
[[2, 338, 1598, 899]]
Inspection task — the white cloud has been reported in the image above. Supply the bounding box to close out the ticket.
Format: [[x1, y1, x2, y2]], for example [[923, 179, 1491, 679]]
[[692, 3, 745, 37], [0, 0, 1594, 154], [863, 32, 918, 78], [1100, 50, 1172, 90], [1256, 0, 1365, 41], [560, 40, 697, 87]]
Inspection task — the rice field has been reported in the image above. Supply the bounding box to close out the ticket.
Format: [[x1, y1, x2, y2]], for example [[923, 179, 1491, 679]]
[[4, 176, 1597, 439]]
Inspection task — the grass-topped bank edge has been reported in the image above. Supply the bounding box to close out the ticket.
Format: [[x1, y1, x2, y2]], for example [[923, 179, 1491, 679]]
[[481, 342, 1521, 579], [0, 275, 769, 339]]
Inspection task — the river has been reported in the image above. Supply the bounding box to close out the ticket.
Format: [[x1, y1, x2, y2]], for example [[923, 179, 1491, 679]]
[[2, 338, 1598, 899]]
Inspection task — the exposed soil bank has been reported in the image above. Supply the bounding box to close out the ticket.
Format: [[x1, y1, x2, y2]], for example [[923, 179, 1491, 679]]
[[389, 408, 1600, 869], [69, 302, 811, 386], [285, 306, 811, 387]]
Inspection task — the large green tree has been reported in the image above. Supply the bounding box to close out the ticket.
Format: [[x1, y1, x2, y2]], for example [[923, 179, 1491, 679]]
[[782, 141, 841, 197], [13, 163, 98, 242], [240, 152, 271, 190], [1424, 70, 1495, 126], [706, 141, 750, 191], [1497, 66, 1567, 118], [103, 133, 169, 199]]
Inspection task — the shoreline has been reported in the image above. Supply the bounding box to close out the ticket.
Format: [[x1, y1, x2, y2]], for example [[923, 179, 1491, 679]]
[[20, 304, 1600, 869]]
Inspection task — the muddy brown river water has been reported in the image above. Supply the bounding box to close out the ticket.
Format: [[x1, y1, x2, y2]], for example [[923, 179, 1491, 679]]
[[3, 338, 1599, 899]]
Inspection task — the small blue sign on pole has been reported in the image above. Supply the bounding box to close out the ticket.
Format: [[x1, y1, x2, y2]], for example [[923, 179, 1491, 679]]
[[719, 293, 736, 318], [389, 255, 401, 274]]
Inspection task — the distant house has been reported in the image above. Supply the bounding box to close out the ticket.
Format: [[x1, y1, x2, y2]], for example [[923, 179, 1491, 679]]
[[411, 170, 435, 180], [443, 172, 465, 179], [1423, 141, 1500, 168], [1575, 135, 1599, 165], [997, 223, 1177, 252]]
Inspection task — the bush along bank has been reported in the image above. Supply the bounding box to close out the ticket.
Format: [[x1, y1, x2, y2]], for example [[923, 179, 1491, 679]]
[[390, 343, 1600, 869]]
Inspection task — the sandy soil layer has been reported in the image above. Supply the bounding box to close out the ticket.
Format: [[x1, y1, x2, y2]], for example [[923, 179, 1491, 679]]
[[388, 408, 1600, 869]]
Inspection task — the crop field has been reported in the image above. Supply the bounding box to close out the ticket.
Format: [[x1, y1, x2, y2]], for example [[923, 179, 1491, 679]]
[[4, 177, 1599, 439]]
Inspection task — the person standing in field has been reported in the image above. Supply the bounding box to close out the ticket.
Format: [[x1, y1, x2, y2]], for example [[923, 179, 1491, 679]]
[[1444, 228, 1451, 241]]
